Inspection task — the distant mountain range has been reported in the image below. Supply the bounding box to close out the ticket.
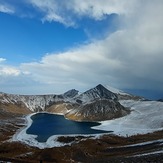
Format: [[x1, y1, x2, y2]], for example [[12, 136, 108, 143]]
[[0, 84, 143, 121]]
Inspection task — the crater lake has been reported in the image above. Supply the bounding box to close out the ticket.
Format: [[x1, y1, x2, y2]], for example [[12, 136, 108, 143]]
[[26, 113, 109, 142]]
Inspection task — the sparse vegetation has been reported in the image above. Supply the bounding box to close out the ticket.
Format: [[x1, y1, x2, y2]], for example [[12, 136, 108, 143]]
[[0, 110, 162, 163]]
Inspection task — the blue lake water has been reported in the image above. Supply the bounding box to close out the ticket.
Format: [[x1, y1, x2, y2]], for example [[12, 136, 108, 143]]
[[26, 113, 109, 142]]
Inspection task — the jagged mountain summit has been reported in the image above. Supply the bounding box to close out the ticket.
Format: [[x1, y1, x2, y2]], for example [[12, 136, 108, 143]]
[[64, 84, 129, 121], [0, 84, 133, 121], [63, 89, 79, 98], [74, 84, 118, 104]]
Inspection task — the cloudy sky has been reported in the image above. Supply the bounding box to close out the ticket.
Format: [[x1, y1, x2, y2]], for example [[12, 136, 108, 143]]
[[0, 0, 163, 99]]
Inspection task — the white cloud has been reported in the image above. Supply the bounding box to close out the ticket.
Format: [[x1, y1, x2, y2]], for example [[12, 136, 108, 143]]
[[0, 67, 20, 76], [0, 58, 21, 76], [0, 58, 6, 63], [29, 0, 74, 26], [28, 0, 137, 26], [0, 4, 14, 14], [20, 0, 163, 93], [64, 0, 137, 19]]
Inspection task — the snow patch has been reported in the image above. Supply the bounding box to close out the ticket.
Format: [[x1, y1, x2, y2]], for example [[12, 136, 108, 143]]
[[105, 85, 129, 95], [93, 100, 163, 136]]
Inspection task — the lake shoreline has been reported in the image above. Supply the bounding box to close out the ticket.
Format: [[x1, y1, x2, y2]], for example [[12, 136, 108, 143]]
[[11, 112, 108, 149], [11, 100, 163, 149]]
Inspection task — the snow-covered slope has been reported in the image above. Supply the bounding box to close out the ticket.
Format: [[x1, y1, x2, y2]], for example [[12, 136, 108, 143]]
[[105, 85, 144, 100], [0, 87, 81, 112], [105, 85, 129, 95], [93, 100, 163, 136], [1, 93, 54, 112], [0, 92, 74, 112]]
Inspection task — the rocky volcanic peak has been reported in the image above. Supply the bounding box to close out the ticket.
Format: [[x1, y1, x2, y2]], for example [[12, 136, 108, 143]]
[[93, 84, 118, 100], [74, 84, 118, 104], [65, 84, 130, 121], [63, 89, 79, 98], [65, 99, 130, 121]]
